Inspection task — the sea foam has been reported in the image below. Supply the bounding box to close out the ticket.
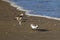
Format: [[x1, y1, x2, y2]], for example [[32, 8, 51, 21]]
[[2, 0, 60, 21]]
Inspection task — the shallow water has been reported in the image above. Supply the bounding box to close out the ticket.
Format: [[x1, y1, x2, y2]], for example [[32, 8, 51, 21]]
[[10, 0, 60, 18]]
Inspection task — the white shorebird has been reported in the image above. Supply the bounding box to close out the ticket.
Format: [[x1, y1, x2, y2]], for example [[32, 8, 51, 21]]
[[20, 13, 24, 16], [15, 16, 22, 25], [30, 24, 38, 30], [15, 13, 24, 25]]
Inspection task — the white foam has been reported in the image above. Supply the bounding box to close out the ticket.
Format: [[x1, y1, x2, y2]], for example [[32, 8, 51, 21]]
[[2, 0, 60, 21], [2, 0, 32, 13], [2, 0, 29, 11], [26, 13, 60, 20]]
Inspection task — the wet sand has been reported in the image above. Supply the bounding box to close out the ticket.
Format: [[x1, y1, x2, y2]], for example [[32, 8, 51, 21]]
[[0, 0, 60, 40]]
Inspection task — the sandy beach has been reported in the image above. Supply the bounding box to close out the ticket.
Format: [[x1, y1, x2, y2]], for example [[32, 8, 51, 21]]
[[0, 0, 60, 40]]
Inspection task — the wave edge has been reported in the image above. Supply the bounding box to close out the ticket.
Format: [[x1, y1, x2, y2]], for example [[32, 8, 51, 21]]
[[2, 0, 60, 21]]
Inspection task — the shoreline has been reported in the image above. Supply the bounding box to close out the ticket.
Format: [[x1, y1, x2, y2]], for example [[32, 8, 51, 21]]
[[1, 0, 60, 40], [2, 0, 60, 21], [26, 13, 60, 20], [1, 0, 60, 31]]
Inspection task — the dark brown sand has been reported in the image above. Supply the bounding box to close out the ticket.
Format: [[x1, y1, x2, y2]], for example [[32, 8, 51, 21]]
[[0, 0, 60, 40]]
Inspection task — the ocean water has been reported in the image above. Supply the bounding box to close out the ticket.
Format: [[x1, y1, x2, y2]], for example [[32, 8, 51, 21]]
[[2, 0, 60, 20]]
